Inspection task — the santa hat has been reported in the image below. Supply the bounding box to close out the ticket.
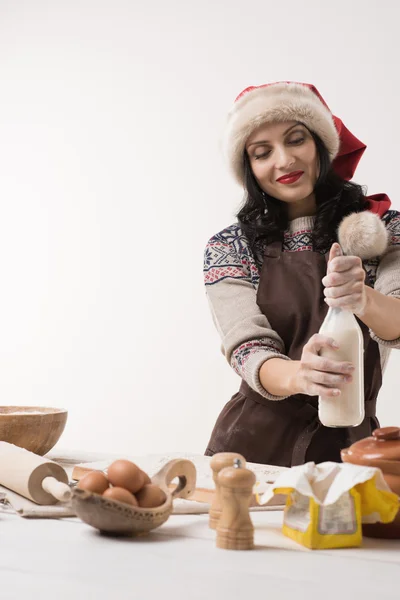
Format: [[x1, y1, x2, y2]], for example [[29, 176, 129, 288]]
[[224, 81, 392, 257], [224, 81, 366, 184]]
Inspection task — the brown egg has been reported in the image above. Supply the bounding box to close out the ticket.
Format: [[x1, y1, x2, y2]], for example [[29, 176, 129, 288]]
[[136, 484, 167, 508], [107, 460, 144, 493], [77, 471, 109, 495], [141, 470, 151, 486], [103, 487, 138, 506]]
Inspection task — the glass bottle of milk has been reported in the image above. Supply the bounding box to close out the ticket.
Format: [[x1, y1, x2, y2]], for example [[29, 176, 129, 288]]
[[318, 306, 365, 427]]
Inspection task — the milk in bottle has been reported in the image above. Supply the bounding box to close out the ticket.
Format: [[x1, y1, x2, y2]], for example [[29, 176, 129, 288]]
[[318, 306, 364, 427]]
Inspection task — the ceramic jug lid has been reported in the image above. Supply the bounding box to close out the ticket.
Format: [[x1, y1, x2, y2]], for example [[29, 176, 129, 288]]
[[346, 427, 400, 462]]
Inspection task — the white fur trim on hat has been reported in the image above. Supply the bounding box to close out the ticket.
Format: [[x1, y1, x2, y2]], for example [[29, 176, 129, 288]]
[[224, 82, 340, 185]]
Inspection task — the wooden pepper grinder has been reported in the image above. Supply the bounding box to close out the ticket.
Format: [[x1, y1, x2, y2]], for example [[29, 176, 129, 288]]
[[216, 458, 256, 550], [209, 452, 246, 530]]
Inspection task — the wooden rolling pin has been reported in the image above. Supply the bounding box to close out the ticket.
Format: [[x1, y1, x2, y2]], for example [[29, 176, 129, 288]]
[[0, 442, 72, 505]]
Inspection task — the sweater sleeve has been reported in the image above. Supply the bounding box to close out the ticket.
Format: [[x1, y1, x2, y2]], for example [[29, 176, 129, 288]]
[[369, 210, 400, 348], [204, 226, 290, 401]]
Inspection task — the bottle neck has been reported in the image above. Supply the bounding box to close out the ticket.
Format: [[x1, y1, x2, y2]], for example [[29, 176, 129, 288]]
[[326, 306, 357, 326]]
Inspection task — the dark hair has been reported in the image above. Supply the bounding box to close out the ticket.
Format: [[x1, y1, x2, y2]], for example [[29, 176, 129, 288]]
[[237, 129, 367, 254]]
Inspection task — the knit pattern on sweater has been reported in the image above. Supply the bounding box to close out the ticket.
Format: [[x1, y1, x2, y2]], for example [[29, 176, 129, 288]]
[[204, 210, 400, 394]]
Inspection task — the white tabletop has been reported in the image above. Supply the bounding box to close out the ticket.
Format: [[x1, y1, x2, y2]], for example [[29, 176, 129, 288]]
[[1, 508, 399, 600]]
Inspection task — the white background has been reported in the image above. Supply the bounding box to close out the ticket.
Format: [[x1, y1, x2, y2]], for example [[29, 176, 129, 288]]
[[0, 0, 398, 456]]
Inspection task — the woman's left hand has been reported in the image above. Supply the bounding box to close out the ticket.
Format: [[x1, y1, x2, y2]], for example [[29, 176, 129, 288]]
[[322, 242, 367, 315]]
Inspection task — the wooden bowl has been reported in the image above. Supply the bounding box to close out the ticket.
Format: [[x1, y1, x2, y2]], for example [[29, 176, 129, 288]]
[[71, 458, 197, 536], [0, 406, 68, 455]]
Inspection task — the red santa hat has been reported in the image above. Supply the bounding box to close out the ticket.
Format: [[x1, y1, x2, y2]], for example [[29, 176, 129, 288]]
[[224, 81, 391, 219]]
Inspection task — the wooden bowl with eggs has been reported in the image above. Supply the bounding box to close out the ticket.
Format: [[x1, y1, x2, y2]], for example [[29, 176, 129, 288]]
[[71, 458, 196, 536]]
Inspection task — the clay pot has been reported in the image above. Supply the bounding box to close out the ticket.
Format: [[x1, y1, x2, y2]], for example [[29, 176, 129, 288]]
[[341, 426, 400, 539]]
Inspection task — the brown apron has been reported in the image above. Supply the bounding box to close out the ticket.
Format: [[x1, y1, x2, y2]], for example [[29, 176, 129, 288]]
[[205, 240, 382, 467]]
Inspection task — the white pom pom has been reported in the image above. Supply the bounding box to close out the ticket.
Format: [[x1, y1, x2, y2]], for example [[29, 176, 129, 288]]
[[337, 212, 389, 259]]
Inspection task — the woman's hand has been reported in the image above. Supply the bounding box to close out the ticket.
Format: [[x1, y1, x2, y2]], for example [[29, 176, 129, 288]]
[[322, 242, 367, 315], [293, 333, 354, 397]]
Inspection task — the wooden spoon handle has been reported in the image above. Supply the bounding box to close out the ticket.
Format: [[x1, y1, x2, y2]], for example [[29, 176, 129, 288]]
[[151, 459, 196, 500], [42, 477, 72, 502]]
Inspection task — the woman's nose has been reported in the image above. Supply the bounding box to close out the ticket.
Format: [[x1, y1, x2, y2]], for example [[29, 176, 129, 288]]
[[274, 146, 295, 170]]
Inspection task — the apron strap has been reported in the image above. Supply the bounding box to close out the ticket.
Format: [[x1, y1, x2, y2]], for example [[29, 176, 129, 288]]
[[290, 403, 319, 466], [263, 240, 282, 258]]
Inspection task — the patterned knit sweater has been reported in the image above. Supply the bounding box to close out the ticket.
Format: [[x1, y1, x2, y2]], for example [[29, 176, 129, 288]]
[[204, 210, 400, 401]]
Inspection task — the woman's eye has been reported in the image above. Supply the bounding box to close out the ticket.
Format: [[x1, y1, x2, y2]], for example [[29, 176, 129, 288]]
[[254, 151, 270, 160], [254, 137, 305, 159]]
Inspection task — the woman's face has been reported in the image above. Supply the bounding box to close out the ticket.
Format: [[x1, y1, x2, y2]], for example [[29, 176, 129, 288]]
[[245, 120, 319, 217]]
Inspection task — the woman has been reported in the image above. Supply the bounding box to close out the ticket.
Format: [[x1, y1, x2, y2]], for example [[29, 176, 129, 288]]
[[204, 81, 400, 467]]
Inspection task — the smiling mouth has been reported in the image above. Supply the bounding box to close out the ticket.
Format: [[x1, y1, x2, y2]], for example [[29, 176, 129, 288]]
[[276, 171, 304, 184]]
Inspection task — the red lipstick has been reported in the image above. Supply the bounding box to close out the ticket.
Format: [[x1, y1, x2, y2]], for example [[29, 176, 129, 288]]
[[276, 171, 304, 184]]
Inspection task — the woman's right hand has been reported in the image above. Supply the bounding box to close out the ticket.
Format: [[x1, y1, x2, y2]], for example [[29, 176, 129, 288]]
[[293, 334, 354, 397]]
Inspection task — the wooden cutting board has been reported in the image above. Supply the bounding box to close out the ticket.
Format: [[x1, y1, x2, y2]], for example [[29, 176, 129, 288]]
[[71, 455, 286, 508]]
